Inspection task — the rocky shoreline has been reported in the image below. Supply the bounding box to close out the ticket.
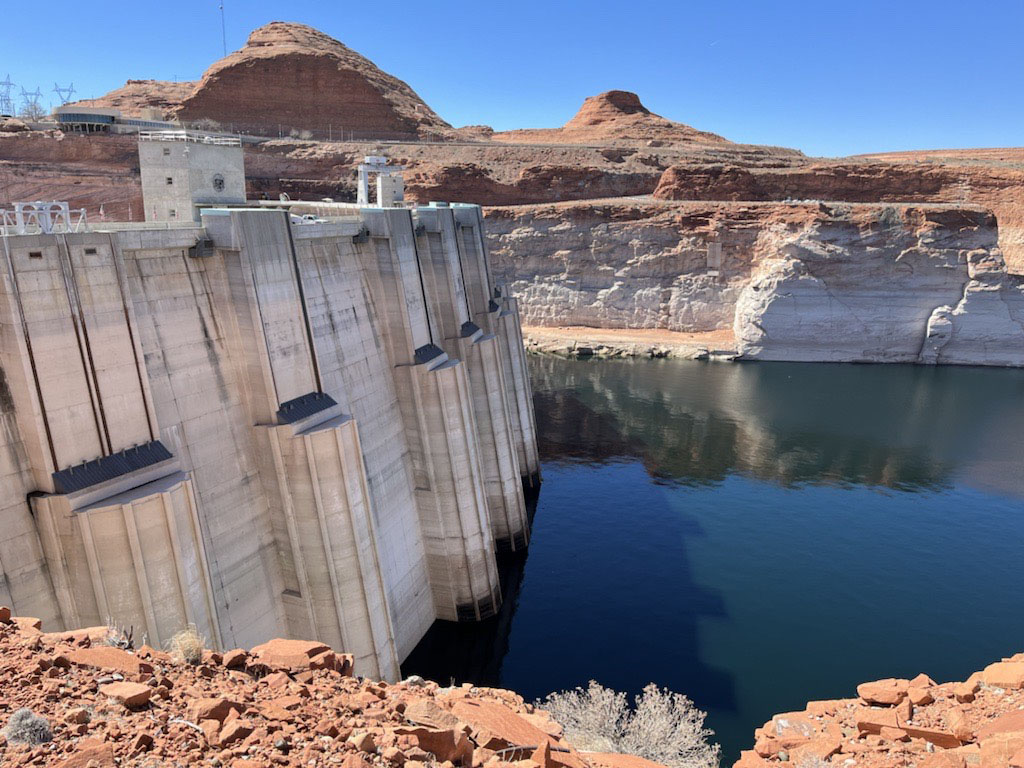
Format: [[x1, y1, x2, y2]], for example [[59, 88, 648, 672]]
[[735, 655, 1024, 768], [1, 609, 1022, 768], [522, 327, 737, 361]]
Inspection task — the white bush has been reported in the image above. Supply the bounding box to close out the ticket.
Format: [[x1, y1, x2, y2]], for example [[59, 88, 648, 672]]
[[539, 681, 720, 768]]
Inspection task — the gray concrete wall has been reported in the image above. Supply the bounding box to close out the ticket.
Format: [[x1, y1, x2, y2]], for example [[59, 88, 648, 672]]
[[0, 202, 540, 676]]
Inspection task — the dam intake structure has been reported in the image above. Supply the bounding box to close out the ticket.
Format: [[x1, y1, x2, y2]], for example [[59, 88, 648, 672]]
[[0, 134, 539, 680]]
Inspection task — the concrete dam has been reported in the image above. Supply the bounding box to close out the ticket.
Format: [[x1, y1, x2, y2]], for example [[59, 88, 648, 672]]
[[0, 133, 540, 681]]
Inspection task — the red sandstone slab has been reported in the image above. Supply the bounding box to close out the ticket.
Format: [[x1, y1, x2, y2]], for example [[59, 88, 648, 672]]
[[978, 711, 1024, 740], [984, 663, 1024, 689], [68, 646, 152, 675]]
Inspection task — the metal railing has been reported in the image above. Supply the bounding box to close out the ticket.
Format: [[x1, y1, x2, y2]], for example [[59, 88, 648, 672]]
[[0, 202, 86, 235], [138, 130, 241, 146]]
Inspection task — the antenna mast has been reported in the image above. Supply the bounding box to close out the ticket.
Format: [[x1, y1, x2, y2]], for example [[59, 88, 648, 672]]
[[219, 2, 227, 56]]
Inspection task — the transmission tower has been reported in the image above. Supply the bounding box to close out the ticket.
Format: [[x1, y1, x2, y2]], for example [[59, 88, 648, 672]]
[[53, 82, 75, 105], [0, 75, 14, 116], [19, 87, 44, 120]]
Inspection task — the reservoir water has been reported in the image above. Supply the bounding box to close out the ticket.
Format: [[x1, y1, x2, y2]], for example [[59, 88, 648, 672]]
[[402, 356, 1024, 762]]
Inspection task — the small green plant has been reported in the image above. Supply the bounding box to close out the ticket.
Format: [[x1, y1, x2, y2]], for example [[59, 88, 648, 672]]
[[539, 681, 720, 768], [168, 624, 204, 665], [2, 708, 52, 745]]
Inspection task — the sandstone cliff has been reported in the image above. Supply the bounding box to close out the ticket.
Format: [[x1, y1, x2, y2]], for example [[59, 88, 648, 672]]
[[487, 200, 1024, 366], [652, 159, 1024, 273], [173, 22, 452, 139], [733, 205, 1024, 366], [0, 610, 640, 768]]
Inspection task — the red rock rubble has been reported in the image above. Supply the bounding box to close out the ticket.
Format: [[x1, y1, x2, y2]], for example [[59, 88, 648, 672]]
[[0, 609, 632, 768], [735, 655, 1024, 768]]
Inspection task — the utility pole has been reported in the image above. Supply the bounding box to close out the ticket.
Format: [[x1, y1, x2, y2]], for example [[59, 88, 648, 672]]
[[219, 2, 227, 56]]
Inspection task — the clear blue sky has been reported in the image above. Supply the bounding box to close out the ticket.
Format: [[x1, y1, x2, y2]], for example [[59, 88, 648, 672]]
[[2, 0, 1021, 157]]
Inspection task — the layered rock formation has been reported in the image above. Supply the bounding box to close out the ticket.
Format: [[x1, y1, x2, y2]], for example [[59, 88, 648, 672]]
[[734, 205, 1024, 365], [735, 653, 1024, 768], [0, 610, 635, 768], [73, 79, 196, 120], [174, 22, 452, 138], [488, 200, 1024, 366], [653, 159, 1024, 273], [493, 91, 731, 147]]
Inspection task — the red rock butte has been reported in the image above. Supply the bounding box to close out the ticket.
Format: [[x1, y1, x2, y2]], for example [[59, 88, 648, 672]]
[[172, 21, 452, 139], [493, 90, 731, 146]]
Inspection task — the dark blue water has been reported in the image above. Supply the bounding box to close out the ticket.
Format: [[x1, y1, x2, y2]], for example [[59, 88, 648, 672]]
[[403, 357, 1024, 762]]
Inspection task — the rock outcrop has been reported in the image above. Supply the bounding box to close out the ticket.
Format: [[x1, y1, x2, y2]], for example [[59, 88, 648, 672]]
[[652, 159, 1024, 273], [174, 22, 452, 139], [735, 653, 1024, 768], [488, 200, 1024, 367], [72, 79, 197, 120], [734, 205, 1024, 365], [493, 91, 732, 147], [485, 200, 776, 333], [0, 610, 613, 768]]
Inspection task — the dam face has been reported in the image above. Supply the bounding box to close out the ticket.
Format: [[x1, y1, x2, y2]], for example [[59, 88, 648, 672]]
[[0, 191, 538, 679]]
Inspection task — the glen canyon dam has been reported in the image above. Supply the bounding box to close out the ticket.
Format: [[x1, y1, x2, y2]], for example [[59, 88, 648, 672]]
[[0, 134, 539, 683]]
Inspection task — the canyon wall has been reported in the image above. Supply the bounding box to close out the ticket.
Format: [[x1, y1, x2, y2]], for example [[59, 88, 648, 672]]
[[0, 201, 538, 680], [487, 200, 1024, 366], [654, 159, 1024, 274]]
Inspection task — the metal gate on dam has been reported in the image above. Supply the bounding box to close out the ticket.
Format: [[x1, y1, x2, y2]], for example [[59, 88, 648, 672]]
[[0, 132, 540, 680]]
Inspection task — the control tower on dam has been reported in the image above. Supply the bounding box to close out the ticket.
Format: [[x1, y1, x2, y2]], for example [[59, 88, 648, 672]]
[[0, 133, 539, 679]]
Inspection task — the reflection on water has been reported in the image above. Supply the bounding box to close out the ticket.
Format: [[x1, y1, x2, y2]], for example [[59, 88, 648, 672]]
[[532, 357, 1024, 494], [404, 358, 1024, 763]]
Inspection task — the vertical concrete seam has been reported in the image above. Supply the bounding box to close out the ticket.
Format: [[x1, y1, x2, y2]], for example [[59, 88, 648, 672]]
[[121, 502, 160, 645], [36, 503, 80, 629], [181, 477, 224, 649], [303, 429, 352, 654], [282, 211, 323, 393], [108, 233, 156, 442], [344, 422, 401, 680], [58, 233, 112, 455], [0, 233, 58, 471], [267, 428, 319, 638], [162, 490, 197, 631], [78, 512, 110, 623]]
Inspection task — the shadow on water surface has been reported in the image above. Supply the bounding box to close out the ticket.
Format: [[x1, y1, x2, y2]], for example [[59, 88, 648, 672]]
[[404, 356, 1024, 763]]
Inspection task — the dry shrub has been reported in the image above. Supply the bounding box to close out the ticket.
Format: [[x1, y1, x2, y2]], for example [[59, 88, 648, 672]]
[[539, 681, 720, 768], [2, 708, 52, 745], [102, 617, 135, 650], [168, 624, 205, 665]]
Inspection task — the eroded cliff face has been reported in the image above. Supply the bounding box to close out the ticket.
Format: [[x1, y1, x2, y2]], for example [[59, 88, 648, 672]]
[[486, 200, 808, 332], [488, 200, 1024, 366], [734, 205, 1024, 366], [653, 159, 1024, 274]]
